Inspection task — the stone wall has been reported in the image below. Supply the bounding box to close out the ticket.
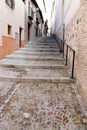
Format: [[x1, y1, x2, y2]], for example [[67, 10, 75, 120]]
[[53, 0, 87, 109], [76, 1, 87, 109]]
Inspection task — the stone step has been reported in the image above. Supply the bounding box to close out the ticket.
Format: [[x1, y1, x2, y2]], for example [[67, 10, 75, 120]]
[[5, 54, 65, 61], [24, 45, 58, 48], [0, 67, 75, 83], [21, 47, 58, 50], [0, 58, 66, 69], [21, 77, 75, 84], [20, 48, 59, 52], [28, 43, 58, 46], [0, 64, 67, 69], [24, 68, 69, 78], [13, 51, 60, 55]]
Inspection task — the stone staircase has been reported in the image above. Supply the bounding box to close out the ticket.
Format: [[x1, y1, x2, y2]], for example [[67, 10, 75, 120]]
[[0, 36, 86, 130], [0, 37, 75, 84]]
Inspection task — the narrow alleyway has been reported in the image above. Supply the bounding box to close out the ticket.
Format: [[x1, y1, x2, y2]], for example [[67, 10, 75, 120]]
[[0, 37, 85, 130]]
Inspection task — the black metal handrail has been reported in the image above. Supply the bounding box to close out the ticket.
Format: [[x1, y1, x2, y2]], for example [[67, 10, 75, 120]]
[[52, 34, 76, 79], [64, 42, 76, 79]]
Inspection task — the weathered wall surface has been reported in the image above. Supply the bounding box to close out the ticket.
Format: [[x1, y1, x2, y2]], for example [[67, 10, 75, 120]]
[[0, 0, 24, 58], [55, 0, 81, 39], [55, 0, 63, 36], [52, 0, 87, 108], [64, 1, 87, 109], [76, 1, 87, 108], [64, 0, 81, 27]]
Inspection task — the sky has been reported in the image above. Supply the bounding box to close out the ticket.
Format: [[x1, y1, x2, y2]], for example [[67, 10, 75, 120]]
[[36, 0, 54, 28], [45, 0, 54, 28]]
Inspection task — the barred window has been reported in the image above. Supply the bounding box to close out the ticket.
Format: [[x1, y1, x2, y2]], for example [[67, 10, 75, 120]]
[[6, 0, 15, 9]]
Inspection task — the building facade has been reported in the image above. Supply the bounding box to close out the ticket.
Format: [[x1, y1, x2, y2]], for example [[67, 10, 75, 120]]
[[44, 20, 48, 36], [51, 0, 87, 109], [0, 0, 25, 58], [51, 1, 55, 35], [24, 0, 44, 43]]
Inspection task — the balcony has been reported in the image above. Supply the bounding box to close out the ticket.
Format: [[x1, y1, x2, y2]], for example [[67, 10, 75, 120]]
[[28, 7, 33, 20]]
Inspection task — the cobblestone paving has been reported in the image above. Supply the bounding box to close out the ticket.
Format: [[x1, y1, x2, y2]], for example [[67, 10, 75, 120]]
[[0, 82, 16, 108], [0, 83, 84, 130], [0, 37, 86, 130]]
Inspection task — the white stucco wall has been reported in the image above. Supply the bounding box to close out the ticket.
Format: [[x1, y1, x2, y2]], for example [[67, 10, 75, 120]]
[[64, 0, 81, 26], [54, 0, 63, 34], [54, 0, 81, 34], [0, 0, 24, 45], [51, 1, 55, 34]]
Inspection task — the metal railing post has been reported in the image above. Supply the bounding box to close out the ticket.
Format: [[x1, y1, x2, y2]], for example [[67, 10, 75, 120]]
[[63, 24, 65, 58], [71, 51, 75, 79], [57, 37, 76, 79], [62, 41, 64, 58], [66, 45, 68, 65]]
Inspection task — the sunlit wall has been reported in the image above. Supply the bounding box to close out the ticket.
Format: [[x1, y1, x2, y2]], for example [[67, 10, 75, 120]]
[[54, 0, 81, 34]]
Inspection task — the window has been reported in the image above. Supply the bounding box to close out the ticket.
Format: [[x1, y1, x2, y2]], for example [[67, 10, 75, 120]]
[[22, 0, 25, 3], [6, 0, 15, 9], [28, 2, 30, 7], [8, 25, 12, 35]]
